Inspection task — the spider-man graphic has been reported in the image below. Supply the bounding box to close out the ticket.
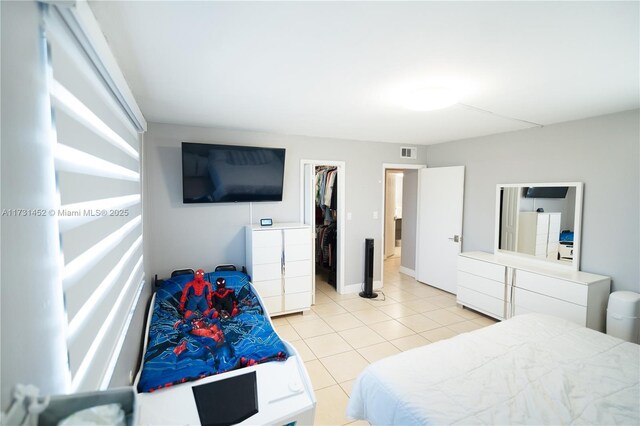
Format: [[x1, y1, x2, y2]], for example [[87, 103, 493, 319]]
[[213, 277, 238, 317], [179, 269, 218, 320]]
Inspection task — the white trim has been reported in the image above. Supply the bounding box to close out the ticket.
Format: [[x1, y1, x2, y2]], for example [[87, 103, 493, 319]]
[[299, 159, 346, 295], [380, 163, 426, 289], [399, 266, 415, 278]]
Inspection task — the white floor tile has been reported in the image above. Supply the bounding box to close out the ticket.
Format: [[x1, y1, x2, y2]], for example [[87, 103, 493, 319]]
[[338, 326, 386, 349], [390, 334, 430, 351], [304, 359, 336, 390], [396, 314, 442, 333], [320, 350, 370, 383], [357, 342, 401, 363], [290, 318, 334, 338], [322, 312, 365, 332], [420, 326, 458, 343], [305, 332, 353, 358], [351, 309, 393, 324], [314, 384, 352, 426], [368, 320, 415, 340]]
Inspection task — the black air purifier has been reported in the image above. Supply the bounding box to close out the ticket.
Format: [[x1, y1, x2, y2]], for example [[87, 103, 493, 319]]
[[360, 238, 378, 299]]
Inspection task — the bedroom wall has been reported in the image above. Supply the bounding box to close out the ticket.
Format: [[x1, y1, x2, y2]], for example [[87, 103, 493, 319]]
[[400, 170, 418, 274], [144, 123, 427, 288], [426, 109, 640, 292]]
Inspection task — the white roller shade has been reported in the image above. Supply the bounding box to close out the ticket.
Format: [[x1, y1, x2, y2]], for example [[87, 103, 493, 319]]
[[42, 1, 145, 393]]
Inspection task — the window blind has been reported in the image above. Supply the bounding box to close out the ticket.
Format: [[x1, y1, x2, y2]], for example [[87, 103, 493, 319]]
[[42, 2, 146, 392]]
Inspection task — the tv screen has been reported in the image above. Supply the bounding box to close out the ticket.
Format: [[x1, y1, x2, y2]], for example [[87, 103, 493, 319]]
[[182, 142, 285, 203], [523, 186, 568, 199]]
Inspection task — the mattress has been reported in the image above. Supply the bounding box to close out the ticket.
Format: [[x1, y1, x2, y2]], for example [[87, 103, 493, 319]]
[[347, 313, 640, 425]]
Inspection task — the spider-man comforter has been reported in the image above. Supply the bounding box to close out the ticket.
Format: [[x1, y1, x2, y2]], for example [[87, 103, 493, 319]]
[[137, 270, 288, 393]]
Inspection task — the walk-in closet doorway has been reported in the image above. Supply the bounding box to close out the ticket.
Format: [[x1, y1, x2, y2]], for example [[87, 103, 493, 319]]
[[300, 160, 345, 303]]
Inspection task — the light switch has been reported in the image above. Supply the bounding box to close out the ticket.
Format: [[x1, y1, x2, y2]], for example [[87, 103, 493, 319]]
[[347, 212, 353, 220], [373, 211, 379, 219]]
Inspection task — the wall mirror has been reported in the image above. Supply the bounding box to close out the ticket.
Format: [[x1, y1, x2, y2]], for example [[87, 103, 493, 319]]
[[494, 182, 583, 270]]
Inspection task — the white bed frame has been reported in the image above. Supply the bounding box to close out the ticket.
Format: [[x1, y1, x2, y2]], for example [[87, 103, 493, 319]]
[[134, 278, 316, 425]]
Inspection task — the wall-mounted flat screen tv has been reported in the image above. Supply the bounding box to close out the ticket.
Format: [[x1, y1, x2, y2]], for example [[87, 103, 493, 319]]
[[182, 142, 286, 203], [523, 186, 569, 199]]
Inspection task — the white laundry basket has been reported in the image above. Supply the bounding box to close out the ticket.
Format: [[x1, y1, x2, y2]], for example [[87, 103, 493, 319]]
[[606, 291, 640, 343]]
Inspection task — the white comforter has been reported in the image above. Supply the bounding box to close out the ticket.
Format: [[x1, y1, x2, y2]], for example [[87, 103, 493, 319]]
[[347, 314, 640, 425]]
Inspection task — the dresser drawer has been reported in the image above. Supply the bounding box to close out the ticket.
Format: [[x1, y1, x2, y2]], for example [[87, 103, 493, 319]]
[[536, 214, 549, 230], [457, 286, 505, 320], [284, 291, 311, 312], [253, 262, 282, 281], [513, 287, 586, 326], [261, 295, 283, 315], [285, 276, 311, 294], [253, 246, 282, 265], [284, 228, 310, 246], [285, 243, 311, 262], [516, 270, 588, 306], [457, 271, 505, 300], [253, 279, 282, 298], [458, 256, 505, 282], [252, 230, 282, 248], [284, 260, 311, 278]]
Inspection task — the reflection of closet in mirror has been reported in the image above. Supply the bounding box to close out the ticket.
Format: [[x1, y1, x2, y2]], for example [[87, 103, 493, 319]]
[[496, 183, 583, 270]]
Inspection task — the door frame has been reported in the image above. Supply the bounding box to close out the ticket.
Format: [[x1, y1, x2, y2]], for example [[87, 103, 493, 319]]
[[380, 163, 426, 289], [300, 159, 346, 296]]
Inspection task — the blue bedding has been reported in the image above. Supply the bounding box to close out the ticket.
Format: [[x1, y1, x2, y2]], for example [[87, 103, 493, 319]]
[[137, 270, 288, 393]]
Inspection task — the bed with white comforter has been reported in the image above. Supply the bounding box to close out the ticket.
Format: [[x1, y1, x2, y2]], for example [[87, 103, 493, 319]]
[[347, 313, 639, 425]]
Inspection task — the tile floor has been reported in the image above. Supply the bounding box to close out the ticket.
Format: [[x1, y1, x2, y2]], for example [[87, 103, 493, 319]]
[[272, 256, 497, 425]]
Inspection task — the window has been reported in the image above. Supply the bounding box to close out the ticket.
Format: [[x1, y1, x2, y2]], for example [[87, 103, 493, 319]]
[[42, 1, 146, 392]]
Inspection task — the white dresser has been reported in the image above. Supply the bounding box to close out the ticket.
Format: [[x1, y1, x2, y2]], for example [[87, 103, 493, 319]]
[[457, 251, 611, 331], [245, 223, 312, 316], [517, 212, 561, 260]]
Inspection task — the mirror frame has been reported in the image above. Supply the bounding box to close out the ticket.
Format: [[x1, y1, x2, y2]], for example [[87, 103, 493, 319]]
[[494, 182, 584, 271]]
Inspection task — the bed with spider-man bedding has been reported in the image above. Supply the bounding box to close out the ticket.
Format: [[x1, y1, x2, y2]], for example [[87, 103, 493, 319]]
[[134, 267, 316, 425]]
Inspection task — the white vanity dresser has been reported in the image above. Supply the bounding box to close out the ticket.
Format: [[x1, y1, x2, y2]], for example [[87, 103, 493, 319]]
[[458, 182, 611, 331], [457, 251, 610, 331]]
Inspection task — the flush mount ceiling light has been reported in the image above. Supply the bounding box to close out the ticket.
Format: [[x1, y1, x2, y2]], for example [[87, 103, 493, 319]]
[[397, 85, 461, 111]]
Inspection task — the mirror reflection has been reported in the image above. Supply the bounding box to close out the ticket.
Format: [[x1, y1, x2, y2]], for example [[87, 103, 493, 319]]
[[497, 184, 580, 267]]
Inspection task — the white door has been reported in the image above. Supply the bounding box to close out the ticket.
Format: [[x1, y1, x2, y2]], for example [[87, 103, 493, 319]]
[[384, 171, 397, 258], [500, 187, 519, 251], [416, 166, 465, 294]]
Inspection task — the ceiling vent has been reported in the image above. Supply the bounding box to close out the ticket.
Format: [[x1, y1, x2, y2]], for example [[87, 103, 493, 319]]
[[400, 146, 417, 159]]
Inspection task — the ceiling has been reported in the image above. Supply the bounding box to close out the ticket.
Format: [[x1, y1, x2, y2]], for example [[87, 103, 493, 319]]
[[89, 1, 639, 145]]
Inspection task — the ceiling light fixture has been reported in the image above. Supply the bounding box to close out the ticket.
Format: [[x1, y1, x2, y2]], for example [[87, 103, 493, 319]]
[[397, 85, 461, 111]]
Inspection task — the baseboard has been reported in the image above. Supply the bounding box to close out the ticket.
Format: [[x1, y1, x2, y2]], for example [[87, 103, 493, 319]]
[[342, 280, 382, 295], [399, 266, 415, 278]]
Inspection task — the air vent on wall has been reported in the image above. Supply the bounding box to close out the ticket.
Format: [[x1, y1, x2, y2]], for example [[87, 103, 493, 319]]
[[400, 146, 417, 159]]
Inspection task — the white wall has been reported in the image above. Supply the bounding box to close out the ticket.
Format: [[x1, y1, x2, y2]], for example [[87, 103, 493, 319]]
[[426, 110, 640, 292], [400, 170, 418, 272], [144, 123, 426, 287]]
